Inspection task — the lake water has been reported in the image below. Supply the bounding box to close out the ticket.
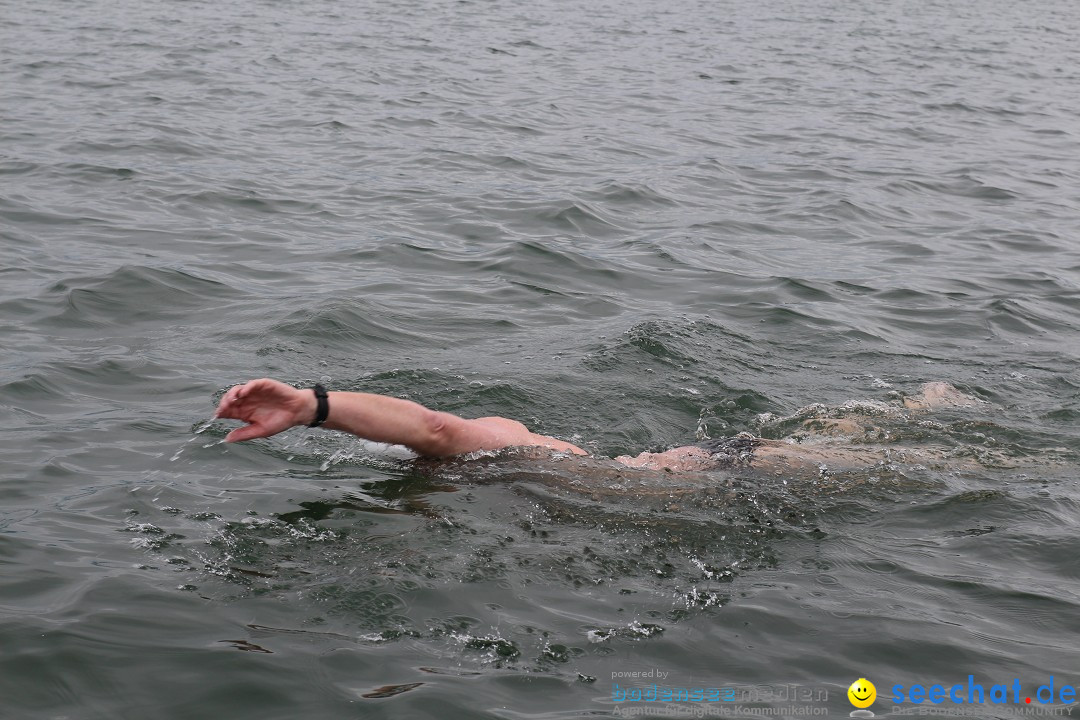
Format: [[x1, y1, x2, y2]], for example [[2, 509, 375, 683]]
[[2, 0, 1079, 717]]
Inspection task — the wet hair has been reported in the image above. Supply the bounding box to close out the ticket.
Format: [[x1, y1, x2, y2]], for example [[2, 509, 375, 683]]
[[693, 432, 760, 469]]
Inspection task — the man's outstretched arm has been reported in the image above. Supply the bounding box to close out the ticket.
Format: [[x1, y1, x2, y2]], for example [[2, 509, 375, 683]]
[[214, 378, 587, 458]]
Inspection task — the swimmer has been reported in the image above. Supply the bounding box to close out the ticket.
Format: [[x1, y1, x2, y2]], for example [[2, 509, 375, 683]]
[[214, 378, 996, 474]]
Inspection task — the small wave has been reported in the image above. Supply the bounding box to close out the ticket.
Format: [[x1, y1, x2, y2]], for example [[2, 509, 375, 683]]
[[42, 265, 242, 328]]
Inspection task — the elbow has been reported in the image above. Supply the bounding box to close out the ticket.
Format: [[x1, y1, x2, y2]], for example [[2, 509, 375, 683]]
[[415, 410, 459, 458]]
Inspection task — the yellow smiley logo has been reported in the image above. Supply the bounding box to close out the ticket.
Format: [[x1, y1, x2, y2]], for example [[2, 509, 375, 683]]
[[848, 678, 876, 709]]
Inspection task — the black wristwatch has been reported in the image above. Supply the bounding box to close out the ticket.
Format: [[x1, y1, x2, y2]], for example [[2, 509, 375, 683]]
[[308, 384, 329, 427]]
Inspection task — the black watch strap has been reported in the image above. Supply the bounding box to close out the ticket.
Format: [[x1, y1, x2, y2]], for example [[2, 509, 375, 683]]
[[308, 384, 329, 427]]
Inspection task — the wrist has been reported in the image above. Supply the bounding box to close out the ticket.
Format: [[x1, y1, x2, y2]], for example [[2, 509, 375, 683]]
[[295, 386, 318, 427]]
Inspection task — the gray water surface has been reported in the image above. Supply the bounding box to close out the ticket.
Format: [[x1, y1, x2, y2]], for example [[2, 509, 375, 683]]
[[2, 0, 1079, 717]]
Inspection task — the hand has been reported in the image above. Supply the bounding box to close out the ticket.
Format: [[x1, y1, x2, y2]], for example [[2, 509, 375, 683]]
[[215, 378, 315, 442]]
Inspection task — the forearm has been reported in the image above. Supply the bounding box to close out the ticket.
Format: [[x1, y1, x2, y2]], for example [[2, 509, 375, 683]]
[[315, 391, 452, 455]]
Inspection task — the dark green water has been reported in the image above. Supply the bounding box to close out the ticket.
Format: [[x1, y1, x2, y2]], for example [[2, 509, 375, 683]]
[[2, 0, 1079, 718]]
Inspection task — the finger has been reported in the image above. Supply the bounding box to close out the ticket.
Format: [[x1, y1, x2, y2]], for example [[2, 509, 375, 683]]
[[225, 423, 267, 443], [216, 385, 244, 418]]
